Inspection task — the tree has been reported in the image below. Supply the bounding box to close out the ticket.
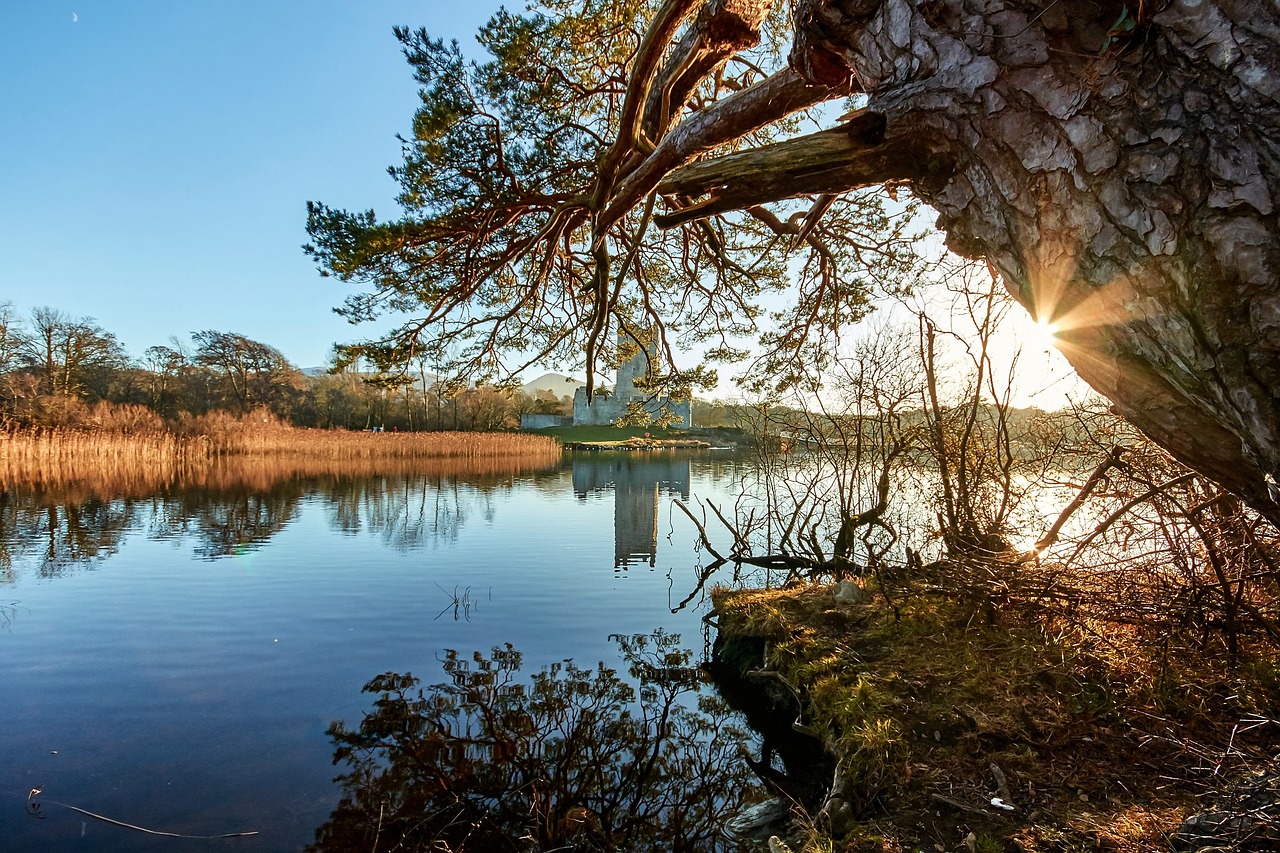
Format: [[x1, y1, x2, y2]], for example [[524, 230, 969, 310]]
[[516, 388, 573, 418], [19, 306, 127, 398], [140, 338, 202, 416], [306, 0, 921, 394], [308, 0, 1280, 519], [456, 384, 519, 431], [191, 330, 296, 415], [0, 301, 21, 375]]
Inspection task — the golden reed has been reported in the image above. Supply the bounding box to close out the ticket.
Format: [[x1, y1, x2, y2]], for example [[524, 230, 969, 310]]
[[1, 409, 561, 495]]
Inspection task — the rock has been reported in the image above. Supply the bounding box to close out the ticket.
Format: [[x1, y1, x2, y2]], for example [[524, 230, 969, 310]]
[[822, 795, 856, 836], [833, 579, 866, 604], [1171, 765, 1280, 850], [723, 797, 792, 842]]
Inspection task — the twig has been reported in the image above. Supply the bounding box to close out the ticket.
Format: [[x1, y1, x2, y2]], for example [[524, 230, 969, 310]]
[[1064, 473, 1198, 567], [1034, 446, 1125, 551], [673, 498, 727, 564], [26, 789, 258, 839], [929, 792, 991, 816]]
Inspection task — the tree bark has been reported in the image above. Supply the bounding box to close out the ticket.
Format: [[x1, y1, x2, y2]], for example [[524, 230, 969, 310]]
[[670, 0, 1280, 521]]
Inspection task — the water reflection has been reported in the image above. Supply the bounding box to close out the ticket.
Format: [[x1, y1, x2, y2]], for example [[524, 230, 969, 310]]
[[0, 492, 134, 577], [329, 476, 497, 550], [310, 631, 758, 852], [573, 455, 691, 568], [0, 457, 568, 579], [0, 451, 762, 851], [0, 453, 711, 581], [0, 455, 721, 581]]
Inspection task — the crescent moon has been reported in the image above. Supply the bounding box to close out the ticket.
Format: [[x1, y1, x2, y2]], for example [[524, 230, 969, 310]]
[[72, 12, 78, 22]]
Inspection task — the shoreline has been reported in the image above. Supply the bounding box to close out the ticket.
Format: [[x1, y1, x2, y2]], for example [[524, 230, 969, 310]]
[[561, 437, 714, 451]]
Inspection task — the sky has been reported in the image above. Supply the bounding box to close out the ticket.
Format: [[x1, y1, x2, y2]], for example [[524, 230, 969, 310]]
[[2, 1, 504, 370], [2, 1, 1083, 406]]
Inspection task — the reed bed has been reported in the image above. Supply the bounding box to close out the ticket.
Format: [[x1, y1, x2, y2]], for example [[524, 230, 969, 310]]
[[212, 426, 561, 461], [0, 429, 212, 494], [0, 419, 562, 494], [3, 454, 566, 504]]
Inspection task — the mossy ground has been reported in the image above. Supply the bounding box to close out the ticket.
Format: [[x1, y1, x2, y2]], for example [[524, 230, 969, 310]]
[[711, 578, 1280, 853]]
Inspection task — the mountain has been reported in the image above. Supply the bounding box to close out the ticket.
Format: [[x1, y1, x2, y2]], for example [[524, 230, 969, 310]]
[[521, 372, 588, 398]]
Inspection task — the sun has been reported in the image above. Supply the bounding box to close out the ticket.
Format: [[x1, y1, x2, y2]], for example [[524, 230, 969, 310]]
[[1005, 307, 1062, 357], [1026, 316, 1060, 353], [992, 308, 1083, 407]]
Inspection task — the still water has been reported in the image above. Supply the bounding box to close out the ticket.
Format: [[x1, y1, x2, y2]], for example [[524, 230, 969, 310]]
[[0, 451, 756, 851]]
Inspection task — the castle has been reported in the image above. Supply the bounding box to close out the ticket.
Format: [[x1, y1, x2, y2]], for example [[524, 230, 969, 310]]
[[520, 333, 692, 430], [570, 333, 692, 428]]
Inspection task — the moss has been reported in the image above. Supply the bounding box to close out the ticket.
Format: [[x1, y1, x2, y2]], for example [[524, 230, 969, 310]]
[[709, 579, 1280, 853]]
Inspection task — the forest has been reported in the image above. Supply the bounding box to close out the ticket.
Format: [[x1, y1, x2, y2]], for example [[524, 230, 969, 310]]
[[0, 300, 587, 433]]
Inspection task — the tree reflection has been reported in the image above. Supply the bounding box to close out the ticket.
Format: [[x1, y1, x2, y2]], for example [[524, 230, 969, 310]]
[[326, 474, 503, 551], [0, 459, 562, 578], [310, 631, 759, 852], [0, 490, 137, 578]]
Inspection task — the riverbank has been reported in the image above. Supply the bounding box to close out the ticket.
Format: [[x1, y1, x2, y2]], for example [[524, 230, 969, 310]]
[[708, 565, 1280, 852], [562, 437, 712, 450], [530, 423, 748, 450]]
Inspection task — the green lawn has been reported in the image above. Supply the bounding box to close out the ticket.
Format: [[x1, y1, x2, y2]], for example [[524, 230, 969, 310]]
[[526, 424, 688, 443]]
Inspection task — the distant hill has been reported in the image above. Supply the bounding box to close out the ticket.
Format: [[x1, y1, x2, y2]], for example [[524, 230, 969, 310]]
[[521, 372, 610, 398], [300, 367, 601, 396]]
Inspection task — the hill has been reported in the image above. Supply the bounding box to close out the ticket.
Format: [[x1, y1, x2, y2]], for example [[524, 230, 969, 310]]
[[520, 372, 605, 398]]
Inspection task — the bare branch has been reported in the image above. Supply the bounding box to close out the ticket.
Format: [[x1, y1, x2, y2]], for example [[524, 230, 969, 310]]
[[653, 111, 951, 227], [600, 68, 845, 231]]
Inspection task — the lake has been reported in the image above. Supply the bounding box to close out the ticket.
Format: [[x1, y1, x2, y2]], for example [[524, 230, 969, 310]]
[[0, 451, 765, 851]]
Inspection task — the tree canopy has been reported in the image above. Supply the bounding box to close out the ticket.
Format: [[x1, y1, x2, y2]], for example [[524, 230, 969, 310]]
[[305, 0, 922, 397], [307, 0, 1280, 519]]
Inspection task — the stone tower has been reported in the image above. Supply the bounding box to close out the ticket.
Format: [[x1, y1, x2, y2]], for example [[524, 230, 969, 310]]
[[613, 331, 657, 402]]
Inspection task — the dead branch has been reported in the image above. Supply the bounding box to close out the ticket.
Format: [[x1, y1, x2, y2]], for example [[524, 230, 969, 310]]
[[1034, 445, 1126, 552], [653, 111, 951, 227], [1063, 472, 1198, 568], [673, 498, 729, 567]]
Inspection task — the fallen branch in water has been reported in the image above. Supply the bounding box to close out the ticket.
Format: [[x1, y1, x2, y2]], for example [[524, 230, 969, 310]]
[[26, 788, 258, 840], [673, 498, 729, 568]]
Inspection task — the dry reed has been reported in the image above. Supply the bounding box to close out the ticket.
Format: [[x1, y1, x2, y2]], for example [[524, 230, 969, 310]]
[[4, 455, 566, 504], [210, 426, 561, 461], [1, 414, 561, 494]]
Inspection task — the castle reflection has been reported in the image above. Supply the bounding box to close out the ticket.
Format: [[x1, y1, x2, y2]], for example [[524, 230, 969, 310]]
[[571, 454, 691, 568]]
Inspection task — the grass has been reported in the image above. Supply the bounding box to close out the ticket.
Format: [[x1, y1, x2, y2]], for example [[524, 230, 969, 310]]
[[710, 578, 1280, 853], [527, 424, 690, 443]]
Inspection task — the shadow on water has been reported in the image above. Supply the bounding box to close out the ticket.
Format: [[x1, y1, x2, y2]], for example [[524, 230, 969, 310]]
[[309, 630, 761, 853]]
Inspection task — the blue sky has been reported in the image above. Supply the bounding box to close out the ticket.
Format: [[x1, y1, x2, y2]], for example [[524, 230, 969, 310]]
[[1, 2, 1081, 406], [2, 1, 503, 369]]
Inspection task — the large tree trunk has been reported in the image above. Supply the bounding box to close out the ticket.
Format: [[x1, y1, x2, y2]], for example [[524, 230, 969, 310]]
[[667, 0, 1280, 520]]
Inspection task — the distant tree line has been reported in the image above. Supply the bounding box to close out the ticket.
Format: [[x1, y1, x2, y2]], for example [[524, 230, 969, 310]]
[[0, 302, 575, 432]]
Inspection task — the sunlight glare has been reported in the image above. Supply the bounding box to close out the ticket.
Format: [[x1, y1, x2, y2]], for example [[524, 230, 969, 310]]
[[994, 307, 1081, 407], [1028, 317, 1059, 353], [1015, 537, 1041, 554]]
